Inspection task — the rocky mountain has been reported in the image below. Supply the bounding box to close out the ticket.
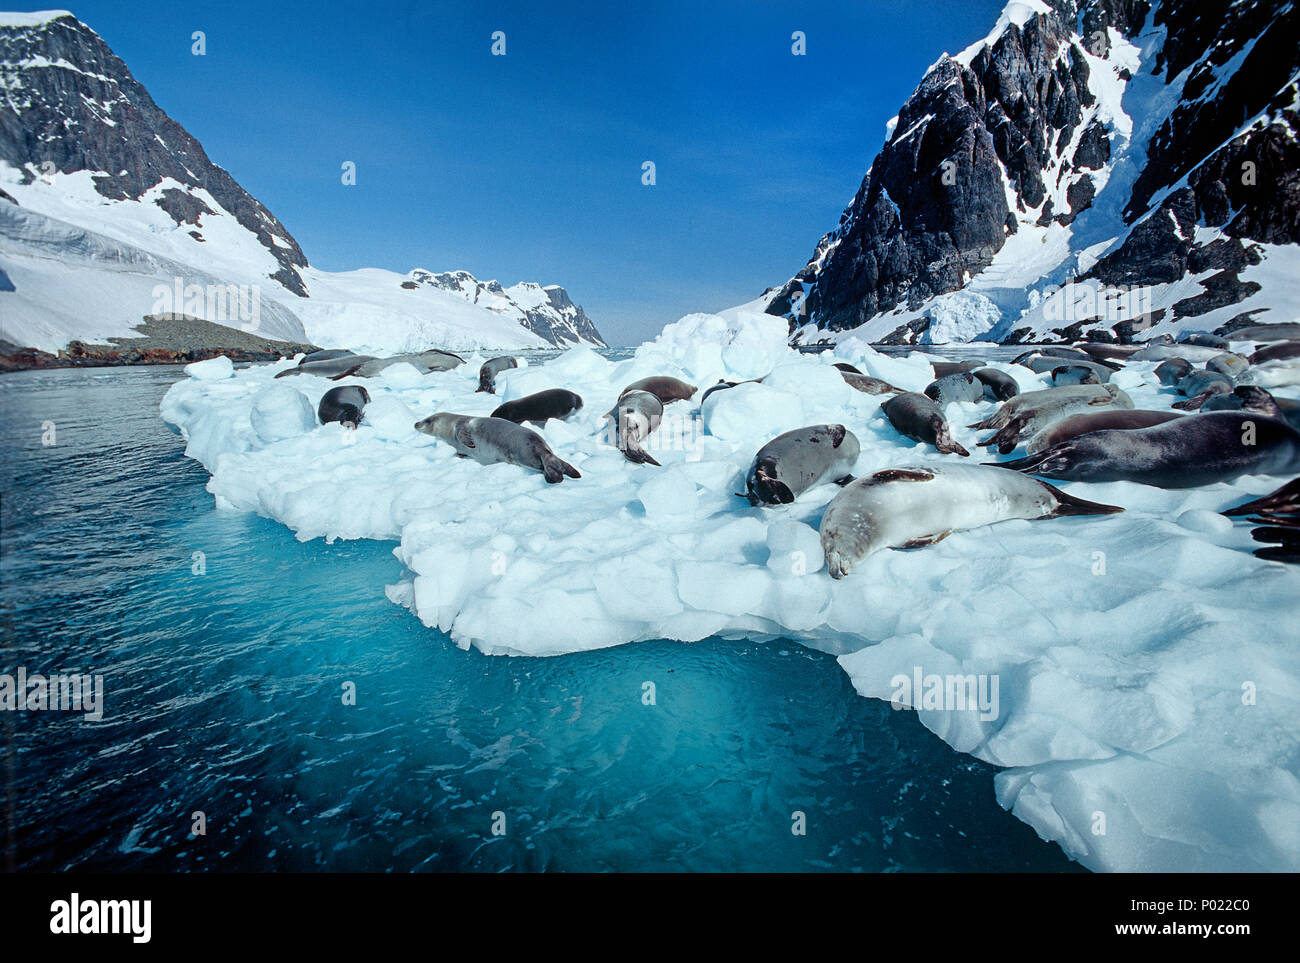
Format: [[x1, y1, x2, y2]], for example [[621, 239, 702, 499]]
[[0, 10, 606, 356], [766, 0, 1300, 345], [0, 9, 309, 295], [407, 270, 607, 347]]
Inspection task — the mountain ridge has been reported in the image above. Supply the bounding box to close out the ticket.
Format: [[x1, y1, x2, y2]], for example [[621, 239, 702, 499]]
[[763, 0, 1300, 345], [0, 10, 607, 355]]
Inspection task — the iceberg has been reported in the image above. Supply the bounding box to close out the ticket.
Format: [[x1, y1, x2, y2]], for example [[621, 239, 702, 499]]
[[161, 310, 1300, 873]]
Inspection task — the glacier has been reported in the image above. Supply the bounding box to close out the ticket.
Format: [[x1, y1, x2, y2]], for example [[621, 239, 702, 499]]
[[161, 310, 1300, 873]]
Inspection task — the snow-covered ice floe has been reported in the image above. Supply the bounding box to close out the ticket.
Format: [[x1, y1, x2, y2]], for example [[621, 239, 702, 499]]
[[161, 310, 1300, 873]]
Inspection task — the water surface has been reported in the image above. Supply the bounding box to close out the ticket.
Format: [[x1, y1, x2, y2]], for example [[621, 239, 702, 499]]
[[0, 364, 1080, 872]]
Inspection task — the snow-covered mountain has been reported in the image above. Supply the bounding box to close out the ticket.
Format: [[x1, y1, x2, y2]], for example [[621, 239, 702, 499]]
[[0, 10, 605, 354], [766, 0, 1300, 345]]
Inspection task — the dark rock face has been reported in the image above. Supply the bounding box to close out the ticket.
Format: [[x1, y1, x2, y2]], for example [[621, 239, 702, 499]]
[[0, 13, 310, 296], [772, 0, 1106, 330], [769, 0, 1300, 341]]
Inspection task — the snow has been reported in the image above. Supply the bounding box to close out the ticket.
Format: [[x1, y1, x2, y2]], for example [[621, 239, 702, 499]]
[[162, 309, 1300, 873], [0, 163, 603, 353], [184, 355, 233, 380], [0, 10, 72, 28], [954, 0, 1053, 67], [918, 291, 1002, 343]]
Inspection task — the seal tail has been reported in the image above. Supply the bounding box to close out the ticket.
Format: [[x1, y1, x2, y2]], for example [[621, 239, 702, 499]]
[[1222, 478, 1300, 517], [1039, 481, 1124, 517]]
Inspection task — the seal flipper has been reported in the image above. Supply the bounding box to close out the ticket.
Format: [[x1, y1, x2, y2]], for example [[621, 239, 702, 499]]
[[977, 416, 1025, 453], [1254, 545, 1300, 563], [1039, 480, 1124, 517], [328, 361, 367, 381], [934, 423, 971, 457], [899, 531, 950, 549], [541, 454, 581, 483], [1233, 386, 1284, 418], [1251, 526, 1300, 545], [987, 450, 1052, 473], [969, 409, 1009, 430], [454, 423, 476, 449], [871, 468, 935, 483], [1172, 391, 1212, 411], [1222, 477, 1300, 517]]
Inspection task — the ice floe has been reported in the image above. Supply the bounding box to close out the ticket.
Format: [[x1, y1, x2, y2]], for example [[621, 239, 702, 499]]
[[161, 310, 1300, 873]]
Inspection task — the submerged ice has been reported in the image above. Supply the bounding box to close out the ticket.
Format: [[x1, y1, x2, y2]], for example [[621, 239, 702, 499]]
[[160, 310, 1300, 873]]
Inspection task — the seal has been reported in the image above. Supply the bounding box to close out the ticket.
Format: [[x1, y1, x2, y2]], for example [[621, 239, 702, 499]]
[[1182, 333, 1229, 349], [344, 350, 464, 378], [1013, 347, 1090, 365], [1081, 343, 1143, 362], [1051, 363, 1110, 385], [882, 392, 970, 456], [997, 410, 1300, 488], [819, 464, 1123, 578], [1131, 343, 1223, 362], [924, 372, 983, 406], [477, 356, 518, 393], [841, 370, 901, 394], [619, 376, 697, 406], [741, 424, 860, 506], [299, 349, 355, 364], [1022, 408, 1183, 455], [1206, 353, 1249, 381], [700, 379, 763, 405], [1227, 324, 1300, 342], [1154, 358, 1193, 385], [414, 412, 581, 483], [613, 389, 664, 465], [1241, 361, 1300, 389], [490, 388, 584, 425], [972, 367, 1020, 401], [1250, 342, 1300, 365], [1223, 477, 1300, 561], [971, 383, 1134, 454], [929, 360, 981, 379], [1202, 386, 1300, 432], [1172, 369, 1233, 410], [318, 385, 370, 427], [276, 354, 376, 379]]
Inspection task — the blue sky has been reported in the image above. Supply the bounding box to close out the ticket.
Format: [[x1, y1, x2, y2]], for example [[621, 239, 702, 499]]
[[66, 0, 1006, 344]]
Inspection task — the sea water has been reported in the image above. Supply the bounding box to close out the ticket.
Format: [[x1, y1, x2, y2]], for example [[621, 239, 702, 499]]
[[0, 363, 1078, 871]]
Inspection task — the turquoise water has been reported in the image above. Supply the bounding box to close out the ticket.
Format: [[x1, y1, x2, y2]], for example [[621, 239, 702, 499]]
[[0, 365, 1080, 872]]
